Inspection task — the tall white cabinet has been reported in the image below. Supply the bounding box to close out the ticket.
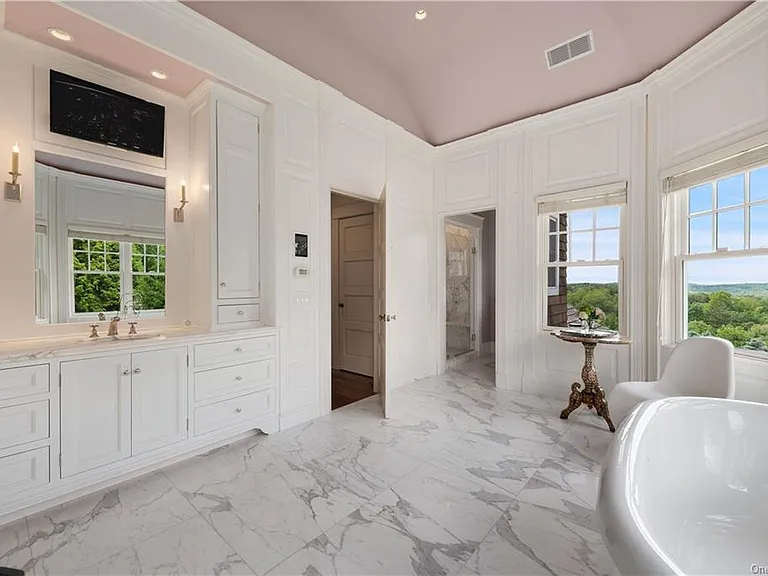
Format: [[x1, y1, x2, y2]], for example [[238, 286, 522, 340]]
[[189, 84, 266, 330]]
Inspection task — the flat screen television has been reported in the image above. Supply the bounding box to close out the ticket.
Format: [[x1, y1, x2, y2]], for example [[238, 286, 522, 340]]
[[49, 70, 166, 158]]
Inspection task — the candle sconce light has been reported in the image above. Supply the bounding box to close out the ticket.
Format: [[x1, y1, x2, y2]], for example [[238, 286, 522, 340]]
[[173, 178, 188, 223], [5, 142, 21, 202]]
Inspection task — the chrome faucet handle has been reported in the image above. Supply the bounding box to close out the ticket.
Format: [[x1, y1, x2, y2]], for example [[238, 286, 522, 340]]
[[89, 324, 100, 338], [128, 322, 138, 335]]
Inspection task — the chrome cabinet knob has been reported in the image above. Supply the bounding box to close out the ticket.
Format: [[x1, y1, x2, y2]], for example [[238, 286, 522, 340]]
[[133, 367, 142, 374], [220, 282, 227, 287], [122, 369, 131, 376], [235, 375, 243, 381], [237, 309, 244, 316], [235, 346, 243, 352], [235, 407, 242, 413]]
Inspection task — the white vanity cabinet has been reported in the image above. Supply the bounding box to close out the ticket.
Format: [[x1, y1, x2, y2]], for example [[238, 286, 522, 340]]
[[60, 347, 188, 477], [189, 84, 266, 330], [130, 347, 188, 456], [60, 354, 132, 477]]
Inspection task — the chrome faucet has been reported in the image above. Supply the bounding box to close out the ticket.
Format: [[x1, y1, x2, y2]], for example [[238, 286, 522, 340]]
[[108, 316, 120, 337]]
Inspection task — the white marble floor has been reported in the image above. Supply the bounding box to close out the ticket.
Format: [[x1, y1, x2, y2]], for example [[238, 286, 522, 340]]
[[1, 357, 618, 576]]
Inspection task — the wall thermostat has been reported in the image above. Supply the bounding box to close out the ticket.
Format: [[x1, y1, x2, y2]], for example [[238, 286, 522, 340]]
[[294, 266, 310, 277], [294, 233, 308, 258]]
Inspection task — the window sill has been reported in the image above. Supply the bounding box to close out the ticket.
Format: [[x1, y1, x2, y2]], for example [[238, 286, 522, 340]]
[[664, 342, 768, 365]]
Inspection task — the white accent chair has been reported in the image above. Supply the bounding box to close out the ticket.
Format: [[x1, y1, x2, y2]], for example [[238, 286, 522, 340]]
[[608, 337, 736, 426]]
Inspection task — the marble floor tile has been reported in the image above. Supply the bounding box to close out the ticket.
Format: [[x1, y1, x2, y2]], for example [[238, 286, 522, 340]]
[[0, 518, 31, 571], [385, 462, 514, 543], [195, 463, 357, 575], [324, 489, 478, 576], [311, 435, 423, 501], [262, 418, 362, 465], [78, 516, 253, 575], [547, 420, 614, 476], [266, 533, 369, 576], [462, 500, 618, 576], [516, 460, 601, 531], [25, 472, 198, 576], [362, 413, 463, 461], [427, 433, 551, 497], [163, 438, 292, 501], [1, 356, 623, 576], [485, 405, 571, 446]]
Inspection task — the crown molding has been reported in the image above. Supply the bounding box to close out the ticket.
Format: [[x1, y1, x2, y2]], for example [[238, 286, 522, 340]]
[[642, 1, 768, 90]]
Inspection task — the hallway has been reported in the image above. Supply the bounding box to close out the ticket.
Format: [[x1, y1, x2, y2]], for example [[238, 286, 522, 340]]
[[331, 369, 375, 410]]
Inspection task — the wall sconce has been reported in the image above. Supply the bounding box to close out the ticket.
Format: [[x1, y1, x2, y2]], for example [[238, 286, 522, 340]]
[[4, 142, 21, 202], [173, 178, 188, 223]]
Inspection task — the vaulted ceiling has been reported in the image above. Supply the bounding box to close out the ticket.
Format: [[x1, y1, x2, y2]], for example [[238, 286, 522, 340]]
[[185, 1, 748, 145]]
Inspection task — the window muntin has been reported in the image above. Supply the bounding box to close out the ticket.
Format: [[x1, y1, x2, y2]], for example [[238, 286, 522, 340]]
[[679, 166, 768, 354], [544, 206, 622, 331]]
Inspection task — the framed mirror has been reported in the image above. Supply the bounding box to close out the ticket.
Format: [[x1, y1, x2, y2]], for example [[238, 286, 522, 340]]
[[34, 152, 166, 325]]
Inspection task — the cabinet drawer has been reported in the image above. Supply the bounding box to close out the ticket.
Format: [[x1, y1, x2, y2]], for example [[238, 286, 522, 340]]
[[0, 365, 49, 401], [217, 304, 260, 325], [194, 335, 276, 368], [0, 400, 50, 451], [195, 359, 277, 403], [194, 388, 275, 437], [0, 446, 49, 499]]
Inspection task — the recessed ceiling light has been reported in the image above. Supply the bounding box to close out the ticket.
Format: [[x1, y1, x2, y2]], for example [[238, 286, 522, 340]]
[[414, 9, 427, 20], [150, 70, 168, 80], [48, 28, 73, 42]]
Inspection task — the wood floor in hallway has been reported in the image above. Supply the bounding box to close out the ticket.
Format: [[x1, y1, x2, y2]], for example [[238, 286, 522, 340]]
[[332, 369, 375, 410]]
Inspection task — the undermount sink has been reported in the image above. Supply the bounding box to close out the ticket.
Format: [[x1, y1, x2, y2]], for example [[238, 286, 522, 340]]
[[84, 332, 164, 343], [598, 397, 768, 575]]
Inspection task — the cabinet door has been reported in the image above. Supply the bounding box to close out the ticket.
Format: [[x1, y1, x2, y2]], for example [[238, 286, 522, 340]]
[[131, 347, 188, 455], [60, 355, 131, 478], [216, 100, 260, 300]]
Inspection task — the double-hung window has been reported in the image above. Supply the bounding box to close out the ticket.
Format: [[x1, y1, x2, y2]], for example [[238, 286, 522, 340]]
[[539, 183, 627, 332], [668, 159, 768, 354]]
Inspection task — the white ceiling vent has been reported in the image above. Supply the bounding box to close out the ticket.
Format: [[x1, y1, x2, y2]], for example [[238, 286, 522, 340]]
[[545, 31, 594, 70]]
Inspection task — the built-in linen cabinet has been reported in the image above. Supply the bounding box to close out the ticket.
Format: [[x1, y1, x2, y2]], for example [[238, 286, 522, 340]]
[[189, 83, 266, 329], [216, 100, 261, 301], [60, 347, 188, 478]]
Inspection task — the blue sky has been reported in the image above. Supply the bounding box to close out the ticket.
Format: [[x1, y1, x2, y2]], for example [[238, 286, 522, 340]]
[[563, 174, 768, 285]]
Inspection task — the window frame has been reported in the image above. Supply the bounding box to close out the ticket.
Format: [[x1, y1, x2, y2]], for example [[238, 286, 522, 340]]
[[671, 164, 768, 358], [540, 204, 626, 332], [67, 237, 166, 323]]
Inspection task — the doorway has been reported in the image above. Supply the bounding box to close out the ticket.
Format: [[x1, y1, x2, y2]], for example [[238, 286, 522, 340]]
[[331, 192, 377, 409], [444, 210, 496, 371]]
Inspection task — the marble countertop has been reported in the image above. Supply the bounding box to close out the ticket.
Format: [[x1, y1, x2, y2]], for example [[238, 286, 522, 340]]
[[0, 324, 279, 366]]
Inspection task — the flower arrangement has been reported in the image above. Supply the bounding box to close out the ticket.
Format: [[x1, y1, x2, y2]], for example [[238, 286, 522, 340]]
[[578, 305, 605, 331]]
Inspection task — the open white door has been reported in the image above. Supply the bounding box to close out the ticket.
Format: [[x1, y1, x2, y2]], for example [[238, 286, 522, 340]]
[[375, 190, 388, 416], [377, 180, 434, 418]]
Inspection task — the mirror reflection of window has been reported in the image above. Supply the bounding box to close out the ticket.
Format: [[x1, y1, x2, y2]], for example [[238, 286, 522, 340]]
[[34, 155, 166, 324]]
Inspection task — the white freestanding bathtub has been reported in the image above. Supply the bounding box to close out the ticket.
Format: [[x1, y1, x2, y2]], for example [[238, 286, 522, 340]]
[[598, 397, 768, 575]]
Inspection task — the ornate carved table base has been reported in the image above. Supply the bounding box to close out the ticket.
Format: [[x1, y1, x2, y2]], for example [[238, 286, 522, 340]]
[[558, 340, 616, 432]]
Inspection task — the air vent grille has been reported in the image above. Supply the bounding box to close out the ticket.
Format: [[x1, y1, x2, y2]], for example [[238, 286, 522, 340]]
[[545, 31, 594, 70]]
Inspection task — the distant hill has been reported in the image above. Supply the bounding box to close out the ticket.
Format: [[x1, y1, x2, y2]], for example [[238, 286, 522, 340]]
[[689, 283, 768, 297]]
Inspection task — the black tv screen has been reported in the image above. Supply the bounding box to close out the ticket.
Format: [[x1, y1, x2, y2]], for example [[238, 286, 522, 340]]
[[49, 70, 165, 158]]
